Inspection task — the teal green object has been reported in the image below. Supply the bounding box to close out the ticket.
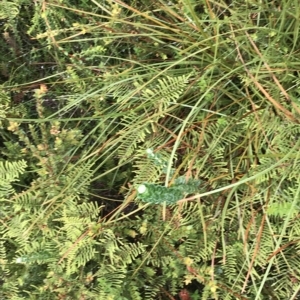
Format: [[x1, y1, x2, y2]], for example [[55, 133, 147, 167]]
[[137, 177, 200, 205]]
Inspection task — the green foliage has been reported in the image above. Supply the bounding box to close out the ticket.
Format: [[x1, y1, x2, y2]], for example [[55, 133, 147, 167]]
[[0, 160, 27, 196], [1, 0, 300, 299]]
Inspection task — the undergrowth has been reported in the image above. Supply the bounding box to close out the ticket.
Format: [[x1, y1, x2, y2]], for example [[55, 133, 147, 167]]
[[1, 0, 300, 299]]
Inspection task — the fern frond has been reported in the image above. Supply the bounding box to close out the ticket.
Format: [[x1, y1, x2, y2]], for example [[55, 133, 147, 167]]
[[142, 75, 191, 113], [0, 160, 26, 197], [117, 113, 152, 162]]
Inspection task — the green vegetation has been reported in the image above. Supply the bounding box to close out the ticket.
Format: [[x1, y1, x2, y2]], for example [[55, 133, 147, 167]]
[[1, 0, 300, 299]]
